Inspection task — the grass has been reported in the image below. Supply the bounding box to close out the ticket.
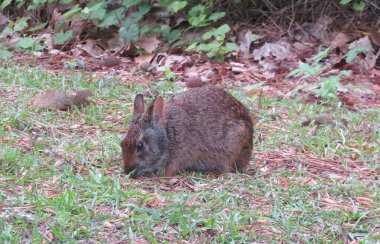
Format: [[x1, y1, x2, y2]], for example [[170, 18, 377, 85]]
[[0, 64, 379, 243]]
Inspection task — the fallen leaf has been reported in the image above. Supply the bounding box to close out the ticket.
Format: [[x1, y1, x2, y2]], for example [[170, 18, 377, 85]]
[[135, 36, 161, 53], [32, 90, 71, 110], [79, 40, 106, 57], [134, 54, 155, 70], [169, 177, 179, 185], [102, 56, 120, 67], [4, 125, 12, 132], [71, 89, 92, 107], [99, 33, 125, 52], [302, 114, 334, 126], [2, 137, 10, 142], [302, 177, 313, 185], [252, 41, 294, 61], [47, 232, 54, 241], [322, 198, 337, 205], [348, 36, 379, 71], [52, 175, 58, 185], [184, 76, 203, 89], [330, 32, 350, 50], [278, 176, 289, 188], [31, 89, 92, 111], [44, 208, 56, 215], [238, 29, 255, 55], [357, 197, 373, 203], [103, 221, 113, 227], [368, 27, 380, 47]]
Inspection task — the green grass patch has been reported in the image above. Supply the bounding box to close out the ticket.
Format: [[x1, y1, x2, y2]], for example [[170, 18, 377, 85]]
[[0, 65, 379, 242]]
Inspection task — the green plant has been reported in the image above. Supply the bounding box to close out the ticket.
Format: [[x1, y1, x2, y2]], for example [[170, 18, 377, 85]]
[[289, 48, 352, 99], [186, 4, 225, 28], [339, 0, 366, 11], [186, 24, 236, 61], [1, 1, 237, 60]]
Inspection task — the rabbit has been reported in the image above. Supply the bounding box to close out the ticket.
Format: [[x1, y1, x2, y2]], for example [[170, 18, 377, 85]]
[[120, 86, 253, 177]]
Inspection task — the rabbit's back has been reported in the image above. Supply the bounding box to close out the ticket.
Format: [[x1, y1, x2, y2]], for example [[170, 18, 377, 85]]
[[163, 86, 253, 176]]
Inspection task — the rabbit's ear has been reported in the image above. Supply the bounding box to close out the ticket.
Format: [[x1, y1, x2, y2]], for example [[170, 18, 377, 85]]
[[133, 94, 144, 116], [153, 96, 164, 120]]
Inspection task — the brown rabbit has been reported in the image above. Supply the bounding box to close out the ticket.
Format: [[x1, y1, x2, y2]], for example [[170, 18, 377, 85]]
[[120, 86, 253, 177]]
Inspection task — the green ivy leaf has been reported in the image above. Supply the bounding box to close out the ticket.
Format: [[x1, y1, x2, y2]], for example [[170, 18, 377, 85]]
[[1, 0, 12, 8], [202, 24, 231, 40], [120, 20, 139, 43], [188, 14, 208, 27], [188, 5, 205, 17], [0, 27, 12, 39], [251, 34, 260, 42], [63, 5, 82, 18], [13, 17, 29, 32], [0, 49, 12, 59], [346, 46, 369, 63], [16, 1, 26, 8], [28, 0, 48, 10], [172, 39, 189, 48], [209, 12, 225, 22], [132, 5, 150, 21], [88, 2, 106, 20], [34, 44, 45, 51], [167, 1, 187, 13], [339, 0, 352, 4], [28, 22, 48, 32], [165, 29, 181, 42], [122, 0, 142, 8], [54, 30, 73, 44], [312, 48, 330, 63], [17, 37, 35, 49], [314, 76, 341, 99], [202, 29, 215, 40], [353, 1, 365, 11], [223, 42, 237, 52], [339, 70, 351, 77], [100, 8, 124, 27], [214, 24, 230, 37], [185, 42, 198, 51]]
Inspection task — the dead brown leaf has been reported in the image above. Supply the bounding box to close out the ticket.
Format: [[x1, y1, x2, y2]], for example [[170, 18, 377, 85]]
[[278, 176, 289, 188], [32, 89, 71, 110], [102, 56, 120, 67], [134, 54, 155, 70], [32, 89, 92, 111], [44, 208, 56, 215], [135, 36, 161, 53], [330, 32, 350, 50], [238, 30, 254, 56], [4, 125, 12, 132], [184, 76, 203, 89], [302, 114, 334, 126], [79, 40, 106, 58], [348, 36, 379, 71], [253, 41, 293, 61]]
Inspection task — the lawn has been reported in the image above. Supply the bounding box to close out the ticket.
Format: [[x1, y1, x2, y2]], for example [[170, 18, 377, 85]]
[[0, 65, 379, 243]]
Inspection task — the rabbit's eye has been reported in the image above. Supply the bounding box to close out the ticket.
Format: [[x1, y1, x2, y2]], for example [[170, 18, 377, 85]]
[[136, 141, 144, 151]]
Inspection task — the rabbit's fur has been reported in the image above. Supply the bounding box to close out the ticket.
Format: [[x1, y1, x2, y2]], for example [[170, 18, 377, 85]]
[[121, 86, 253, 177]]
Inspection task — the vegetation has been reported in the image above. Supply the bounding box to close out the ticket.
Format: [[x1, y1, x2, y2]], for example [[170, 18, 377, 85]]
[[0, 65, 378, 242], [0, 0, 377, 60], [0, 0, 379, 242]]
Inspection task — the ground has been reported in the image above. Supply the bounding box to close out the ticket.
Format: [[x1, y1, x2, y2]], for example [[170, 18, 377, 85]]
[[0, 64, 379, 243]]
